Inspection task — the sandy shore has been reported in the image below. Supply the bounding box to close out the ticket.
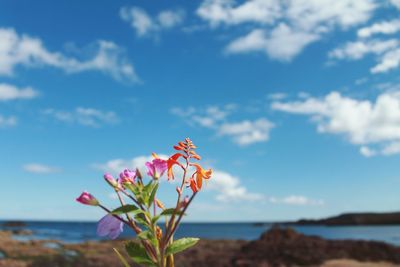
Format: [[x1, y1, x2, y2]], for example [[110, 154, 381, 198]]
[[322, 260, 400, 267]]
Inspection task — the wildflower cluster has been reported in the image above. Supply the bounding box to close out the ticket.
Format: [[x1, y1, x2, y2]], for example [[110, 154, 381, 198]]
[[76, 138, 212, 267]]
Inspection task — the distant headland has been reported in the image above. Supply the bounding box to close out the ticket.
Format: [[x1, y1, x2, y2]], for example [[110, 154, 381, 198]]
[[289, 211, 400, 226]]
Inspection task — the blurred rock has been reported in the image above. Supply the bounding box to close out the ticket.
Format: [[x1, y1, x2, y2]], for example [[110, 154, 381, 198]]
[[233, 227, 400, 267], [2, 221, 26, 228], [11, 229, 33, 236]]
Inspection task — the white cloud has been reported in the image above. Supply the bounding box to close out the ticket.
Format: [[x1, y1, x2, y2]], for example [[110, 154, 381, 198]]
[[0, 83, 38, 101], [355, 77, 369, 85], [218, 118, 275, 146], [170, 106, 196, 117], [285, 0, 375, 31], [171, 105, 274, 146], [23, 163, 60, 174], [330, 16, 400, 75], [357, 19, 400, 38], [268, 92, 287, 100], [120, 7, 153, 36], [329, 39, 398, 60], [196, 106, 235, 127], [382, 141, 400, 156], [198, 0, 374, 28], [298, 92, 311, 99], [170, 104, 235, 128], [370, 48, 400, 73], [272, 91, 400, 156], [120, 6, 185, 37], [158, 10, 185, 28], [197, 0, 282, 26], [390, 0, 400, 9], [209, 170, 264, 202], [360, 146, 377, 157], [198, 0, 376, 60], [329, 39, 400, 74], [270, 195, 324, 206], [44, 107, 119, 127], [226, 25, 319, 61], [0, 115, 17, 127], [0, 28, 138, 82]]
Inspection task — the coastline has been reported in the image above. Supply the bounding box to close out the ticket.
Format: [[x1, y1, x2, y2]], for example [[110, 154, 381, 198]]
[[1, 227, 400, 267]]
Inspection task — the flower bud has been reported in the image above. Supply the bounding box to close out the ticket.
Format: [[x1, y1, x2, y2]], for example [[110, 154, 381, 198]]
[[156, 199, 165, 210], [76, 191, 99, 206], [104, 173, 118, 188], [156, 226, 162, 240]]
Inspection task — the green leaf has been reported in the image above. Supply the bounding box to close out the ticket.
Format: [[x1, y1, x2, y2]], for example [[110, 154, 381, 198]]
[[137, 230, 157, 247], [125, 184, 140, 195], [142, 181, 158, 207], [151, 215, 161, 225], [160, 208, 176, 216], [125, 184, 143, 202], [134, 213, 149, 226], [113, 248, 131, 267], [125, 241, 155, 266], [165, 237, 199, 256], [160, 208, 184, 216], [137, 230, 152, 240], [143, 180, 155, 191], [111, 205, 141, 215], [148, 183, 159, 207]]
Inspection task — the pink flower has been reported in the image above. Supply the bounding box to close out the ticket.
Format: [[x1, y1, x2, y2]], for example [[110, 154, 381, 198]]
[[104, 173, 118, 188], [97, 214, 124, 240], [119, 169, 136, 184], [76, 191, 99, 206], [146, 158, 168, 179]]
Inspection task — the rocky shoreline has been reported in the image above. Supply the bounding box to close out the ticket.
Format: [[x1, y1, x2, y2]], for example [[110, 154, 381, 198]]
[[0, 227, 399, 267]]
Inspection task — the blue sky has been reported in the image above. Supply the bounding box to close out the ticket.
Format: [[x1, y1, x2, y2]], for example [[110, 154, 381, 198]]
[[1, 0, 400, 222]]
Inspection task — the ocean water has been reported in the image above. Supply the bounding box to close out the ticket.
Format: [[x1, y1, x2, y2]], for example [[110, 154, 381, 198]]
[[2, 221, 400, 246]]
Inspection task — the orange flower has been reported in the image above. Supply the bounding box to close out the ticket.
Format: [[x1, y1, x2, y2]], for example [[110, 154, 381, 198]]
[[191, 163, 212, 190], [173, 145, 184, 151], [189, 178, 198, 193], [167, 153, 183, 180], [189, 150, 201, 160]]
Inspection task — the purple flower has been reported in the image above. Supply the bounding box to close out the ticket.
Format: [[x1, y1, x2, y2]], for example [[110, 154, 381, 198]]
[[97, 214, 124, 240], [119, 169, 136, 184], [145, 158, 168, 179]]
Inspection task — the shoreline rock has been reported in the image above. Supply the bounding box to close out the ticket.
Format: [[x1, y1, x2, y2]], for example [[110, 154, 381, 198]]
[[233, 227, 400, 266], [1, 221, 26, 228]]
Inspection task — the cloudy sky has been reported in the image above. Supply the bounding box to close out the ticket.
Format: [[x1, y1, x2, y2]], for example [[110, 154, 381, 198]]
[[1, 0, 400, 222]]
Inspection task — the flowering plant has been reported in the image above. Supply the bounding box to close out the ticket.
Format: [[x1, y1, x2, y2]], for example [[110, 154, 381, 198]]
[[76, 138, 212, 267]]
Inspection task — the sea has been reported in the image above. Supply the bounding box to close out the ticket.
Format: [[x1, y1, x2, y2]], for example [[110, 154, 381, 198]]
[[2, 221, 400, 246]]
